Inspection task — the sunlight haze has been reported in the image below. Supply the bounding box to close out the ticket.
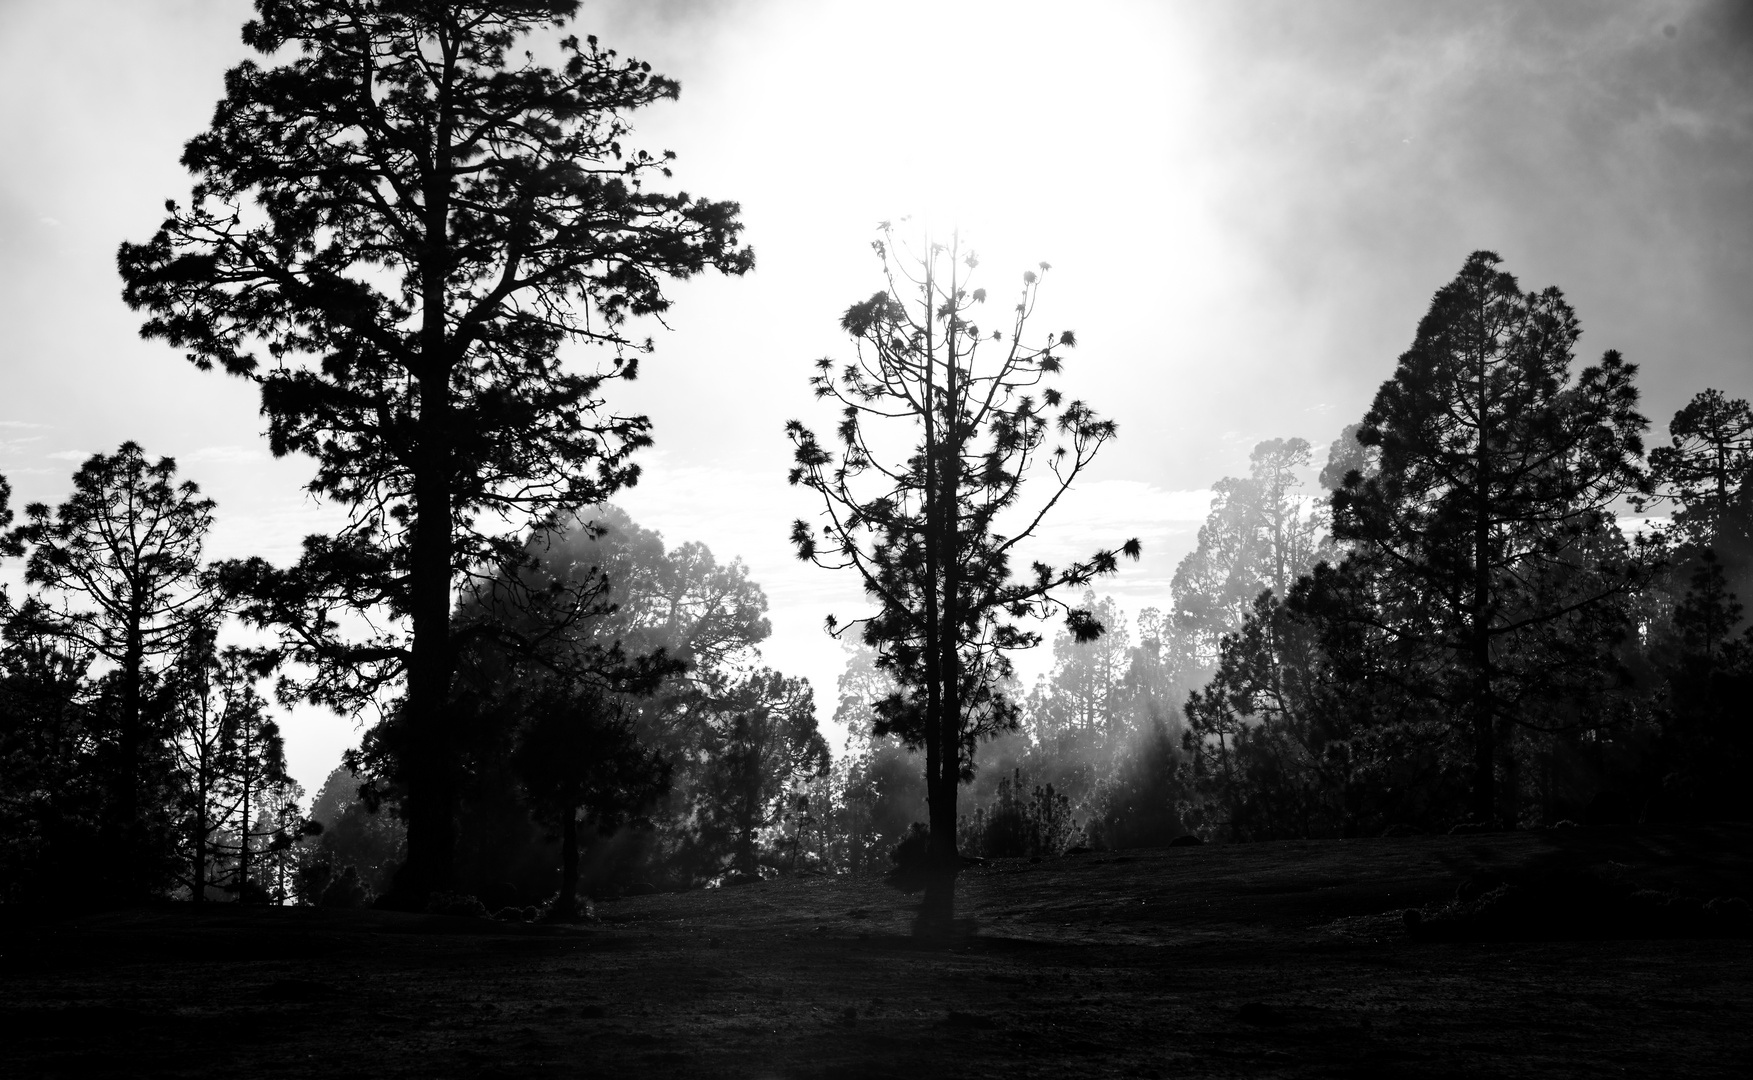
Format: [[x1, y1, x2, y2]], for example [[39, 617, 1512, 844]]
[[1, 0, 1749, 797]]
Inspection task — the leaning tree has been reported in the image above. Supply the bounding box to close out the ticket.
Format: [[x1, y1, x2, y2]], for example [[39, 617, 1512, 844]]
[[119, 0, 751, 901], [787, 227, 1137, 928]]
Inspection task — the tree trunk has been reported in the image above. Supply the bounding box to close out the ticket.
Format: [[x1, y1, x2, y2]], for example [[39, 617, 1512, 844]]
[[739, 827, 758, 877], [921, 253, 963, 936], [557, 807, 579, 917], [398, 434, 459, 904], [920, 763, 960, 931], [390, 85, 462, 910], [239, 722, 253, 902], [1498, 717, 1520, 829], [1469, 591, 1497, 822], [118, 613, 146, 898], [916, 259, 956, 934], [393, 314, 460, 907], [191, 797, 207, 905], [1219, 730, 1240, 843], [1470, 331, 1496, 825]]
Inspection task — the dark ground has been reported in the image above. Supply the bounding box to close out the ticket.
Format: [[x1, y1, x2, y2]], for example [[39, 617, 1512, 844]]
[[3, 825, 1751, 1079]]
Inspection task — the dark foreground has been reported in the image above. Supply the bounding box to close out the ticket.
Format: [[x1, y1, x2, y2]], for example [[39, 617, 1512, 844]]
[[4, 826, 1751, 1079]]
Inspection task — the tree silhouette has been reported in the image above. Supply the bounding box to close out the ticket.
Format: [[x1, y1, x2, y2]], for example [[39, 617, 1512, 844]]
[[168, 625, 293, 903], [1642, 389, 1753, 632], [443, 506, 826, 898], [1171, 437, 1327, 663], [119, 1, 751, 902], [507, 678, 667, 917], [825, 644, 924, 875], [687, 669, 828, 879], [7, 444, 216, 896], [1032, 590, 1133, 744], [0, 607, 107, 904], [1645, 550, 1753, 820], [441, 513, 675, 910], [1330, 251, 1649, 825], [1646, 389, 1753, 549], [787, 228, 1137, 928], [303, 764, 406, 902], [1183, 592, 1330, 840]]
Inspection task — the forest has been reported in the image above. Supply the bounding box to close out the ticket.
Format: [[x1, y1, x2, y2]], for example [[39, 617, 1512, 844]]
[[0, 1, 1749, 932]]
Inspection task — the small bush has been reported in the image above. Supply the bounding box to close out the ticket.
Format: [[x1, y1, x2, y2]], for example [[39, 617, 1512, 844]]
[[539, 895, 593, 923], [886, 822, 932, 893], [961, 772, 1081, 860], [425, 891, 490, 919], [318, 866, 371, 909]]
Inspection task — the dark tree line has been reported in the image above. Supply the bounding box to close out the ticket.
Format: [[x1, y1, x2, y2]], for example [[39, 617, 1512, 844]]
[[0, 446, 302, 904], [803, 252, 1750, 891], [5, 0, 1746, 935], [1176, 253, 1752, 839], [299, 505, 829, 912]]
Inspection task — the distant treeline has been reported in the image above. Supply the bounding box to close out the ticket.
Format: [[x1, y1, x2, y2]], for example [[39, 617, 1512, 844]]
[[826, 256, 1753, 863], [0, 445, 305, 904], [0, 0, 1744, 911], [0, 487, 833, 910], [1168, 255, 1753, 841]]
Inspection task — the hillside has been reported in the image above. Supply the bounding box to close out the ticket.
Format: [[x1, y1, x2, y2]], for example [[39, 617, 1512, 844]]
[[4, 825, 1751, 1079]]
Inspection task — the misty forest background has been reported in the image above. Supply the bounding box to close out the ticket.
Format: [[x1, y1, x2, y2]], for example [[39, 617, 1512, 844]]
[[1, 0, 1751, 918]]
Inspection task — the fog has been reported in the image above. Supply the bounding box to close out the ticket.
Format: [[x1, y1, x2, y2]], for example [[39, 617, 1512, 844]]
[[0, 0, 1748, 795]]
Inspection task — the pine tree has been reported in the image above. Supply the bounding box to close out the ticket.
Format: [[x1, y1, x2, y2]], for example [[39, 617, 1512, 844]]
[[8, 444, 216, 896], [787, 228, 1138, 928], [119, 1, 751, 902], [1647, 389, 1753, 549], [0, 603, 103, 904], [1330, 251, 1649, 825], [1171, 437, 1326, 663], [169, 626, 292, 902]]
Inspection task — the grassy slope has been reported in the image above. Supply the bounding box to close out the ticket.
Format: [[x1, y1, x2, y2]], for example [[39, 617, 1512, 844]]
[[3, 825, 1751, 1079]]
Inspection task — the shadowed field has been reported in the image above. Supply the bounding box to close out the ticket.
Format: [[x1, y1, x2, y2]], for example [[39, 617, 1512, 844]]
[[4, 825, 1750, 1079]]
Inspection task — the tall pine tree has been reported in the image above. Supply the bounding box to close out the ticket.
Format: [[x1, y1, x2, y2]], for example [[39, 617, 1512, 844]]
[[119, 1, 751, 902], [8, 444, 216, 896], [1329, 252, 1648, 825]]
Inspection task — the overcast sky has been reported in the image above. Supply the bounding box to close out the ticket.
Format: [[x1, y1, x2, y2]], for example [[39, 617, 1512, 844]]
[[1, 0, 1750, 796]]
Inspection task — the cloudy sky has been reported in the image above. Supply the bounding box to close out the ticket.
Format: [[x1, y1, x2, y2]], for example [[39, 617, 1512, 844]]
[[1, 0, 1750, 795]]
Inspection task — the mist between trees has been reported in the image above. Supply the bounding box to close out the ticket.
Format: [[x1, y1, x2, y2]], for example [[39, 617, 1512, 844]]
[[2, 2, 1749, 927]]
